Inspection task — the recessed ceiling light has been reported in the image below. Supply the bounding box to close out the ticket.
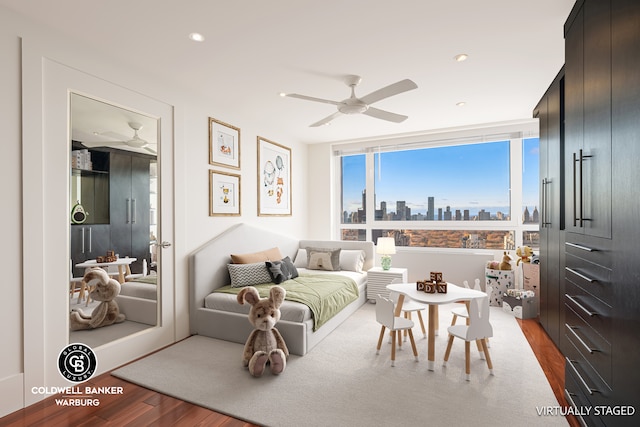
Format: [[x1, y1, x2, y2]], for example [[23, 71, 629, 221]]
[[279, 92, 287, 97], [189, 32, 205, 42], [456, 101, 466, 107], [454, 53, 468, 62]]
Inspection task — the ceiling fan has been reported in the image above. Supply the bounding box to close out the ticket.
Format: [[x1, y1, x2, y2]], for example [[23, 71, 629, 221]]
[[282, 75, 418, 127], [82, 122, 157, 155]]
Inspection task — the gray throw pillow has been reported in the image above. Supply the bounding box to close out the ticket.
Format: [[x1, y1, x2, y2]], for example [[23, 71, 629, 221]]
[[266, 256, 299, 284]]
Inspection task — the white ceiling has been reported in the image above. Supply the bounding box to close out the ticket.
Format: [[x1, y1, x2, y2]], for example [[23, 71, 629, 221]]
[[2, 0, 575, 145]]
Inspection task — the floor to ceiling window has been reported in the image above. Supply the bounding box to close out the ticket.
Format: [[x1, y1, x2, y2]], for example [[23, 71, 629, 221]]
[[337, 124, 540, 252]]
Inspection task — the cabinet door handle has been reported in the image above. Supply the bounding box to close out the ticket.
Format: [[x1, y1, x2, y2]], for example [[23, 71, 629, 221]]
[[542, 178, 552, 227], [565, 294, 596, 317], [578, 149, 592, 226], [565, 242, 596, 252], [88, 227, 92, 253], [566, 357, 598, 395], [565, 323, 597, 354], [572, 152, 578, 227], [132, 199, 137, 224], [565, 266, 596, 283], [81, 227, 86, 254], [126, 198, 131, 224]]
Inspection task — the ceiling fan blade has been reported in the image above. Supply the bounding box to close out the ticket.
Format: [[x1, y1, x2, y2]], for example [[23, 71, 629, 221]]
[[144, 146, 157, 155], [80, 140, 126, 148], [310, 112, 342, 127], [360, 79, 418, 105], [363, 107, 408, 123], [285, 93, 342, 106]]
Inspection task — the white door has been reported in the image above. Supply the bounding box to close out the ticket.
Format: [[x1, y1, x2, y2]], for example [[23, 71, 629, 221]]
[[22, 54, 175, 405]]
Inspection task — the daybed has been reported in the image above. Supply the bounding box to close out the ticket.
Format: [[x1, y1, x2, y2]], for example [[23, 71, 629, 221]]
[[116, 275, 157, 325], [189, 223, 374, 355]]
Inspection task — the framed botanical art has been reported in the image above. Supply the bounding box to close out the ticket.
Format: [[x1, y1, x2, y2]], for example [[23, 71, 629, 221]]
[[209, 170, 241, 216], [209, 117, 241, 169], [257, 136, 291, 216]]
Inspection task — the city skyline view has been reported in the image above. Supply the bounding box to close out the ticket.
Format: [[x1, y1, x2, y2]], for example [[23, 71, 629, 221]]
[[341, 139, 540, 221]]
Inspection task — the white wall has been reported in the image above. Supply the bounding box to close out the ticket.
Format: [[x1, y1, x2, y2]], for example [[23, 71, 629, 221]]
[[0, 9, 26, 416], [0, 5, 309, 417]]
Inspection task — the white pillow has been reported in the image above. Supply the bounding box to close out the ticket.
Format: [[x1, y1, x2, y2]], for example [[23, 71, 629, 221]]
[[293, 248, 308, 268], [340, 249, 365, 273]]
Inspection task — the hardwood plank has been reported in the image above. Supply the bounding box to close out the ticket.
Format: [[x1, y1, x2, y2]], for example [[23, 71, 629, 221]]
[[0, 317, 575, 427]]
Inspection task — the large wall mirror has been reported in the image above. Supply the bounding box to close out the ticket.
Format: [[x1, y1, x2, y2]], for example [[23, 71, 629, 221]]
[[69, 92, 159, 347]]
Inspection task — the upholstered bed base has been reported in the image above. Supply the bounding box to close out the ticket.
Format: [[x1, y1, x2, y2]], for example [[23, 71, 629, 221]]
[[189, 223, 374, 355], [116, 280, 157, 325]]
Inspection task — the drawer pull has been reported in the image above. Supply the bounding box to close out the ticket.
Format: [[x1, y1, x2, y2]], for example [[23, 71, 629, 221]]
[[566, 357, 598, 395], [565, 294, 596, 317], [564, 389, 587, 427], [565, 242, 596, 252], [565, 267, 596, 283], [565, 323, 596, 354]]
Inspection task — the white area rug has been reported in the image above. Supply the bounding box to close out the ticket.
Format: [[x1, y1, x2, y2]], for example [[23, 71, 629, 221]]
[[113, 303, 567, 427]]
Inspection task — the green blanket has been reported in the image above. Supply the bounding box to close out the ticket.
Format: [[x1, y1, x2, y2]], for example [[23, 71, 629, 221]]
[[214, 273, 359, 331]]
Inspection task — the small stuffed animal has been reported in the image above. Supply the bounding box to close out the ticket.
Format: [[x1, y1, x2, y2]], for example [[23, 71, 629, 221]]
[[499, 251, 513, 271], [516, 246, 534, 265], [237, 286, 289, 377], [69, 268, 126, 330]]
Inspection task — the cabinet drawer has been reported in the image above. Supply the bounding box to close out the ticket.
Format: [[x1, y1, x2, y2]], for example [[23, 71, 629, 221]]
[[565, 338, 612, 405], [564, 235, 612, 269], [564, 371, 605, 427], [565, 304, 611, 385], [565, 253, 612, 306], [564, 280, 611, 347]]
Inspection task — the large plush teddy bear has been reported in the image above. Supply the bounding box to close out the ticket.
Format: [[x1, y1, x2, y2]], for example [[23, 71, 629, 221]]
[[237, 285, 289, 377], [70, 268, 126, 330]]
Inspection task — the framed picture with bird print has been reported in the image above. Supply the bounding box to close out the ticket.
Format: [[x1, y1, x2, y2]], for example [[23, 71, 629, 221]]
[[257, 137, 291, 216], [209, 117, 241, 169]]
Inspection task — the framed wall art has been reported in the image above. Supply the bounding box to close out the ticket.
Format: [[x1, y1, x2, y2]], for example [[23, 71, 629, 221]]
[[257, 136, 291, 216], [209, 170, 241, 216], [209, 117, 241, 169]]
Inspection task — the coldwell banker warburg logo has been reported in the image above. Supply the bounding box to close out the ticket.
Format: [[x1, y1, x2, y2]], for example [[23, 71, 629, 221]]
[[30, 343, 125, 407], [58, 343, 97, 382]]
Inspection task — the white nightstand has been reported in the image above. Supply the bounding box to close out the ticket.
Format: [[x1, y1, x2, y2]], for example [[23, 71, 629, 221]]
[[367, 267, 408, 302]]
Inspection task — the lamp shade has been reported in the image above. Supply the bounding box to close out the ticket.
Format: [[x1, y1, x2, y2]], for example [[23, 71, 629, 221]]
[[376, 237, 396, 255]]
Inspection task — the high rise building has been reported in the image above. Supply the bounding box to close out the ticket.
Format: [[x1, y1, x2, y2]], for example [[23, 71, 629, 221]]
[[427, 196, 435, 220]]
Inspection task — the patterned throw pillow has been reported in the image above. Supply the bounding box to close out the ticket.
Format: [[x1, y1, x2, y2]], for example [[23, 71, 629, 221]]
[[306, 247, 341, 271], [227, 262, 272, 288], [266, 256, 299, 284]]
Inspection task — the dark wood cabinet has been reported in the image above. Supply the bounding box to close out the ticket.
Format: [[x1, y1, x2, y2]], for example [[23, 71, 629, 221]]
[[534, 68, 565, 347], [109, 152, 151, 275], [557, 0, 640, 425], [70, 148, 152, 276], [564, 0, 612, 240], [610, 0, 640, 419], [70, 224, 111, 277]]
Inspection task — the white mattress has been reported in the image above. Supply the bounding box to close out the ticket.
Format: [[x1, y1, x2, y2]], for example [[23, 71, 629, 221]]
[[204, 270, 367, 323]]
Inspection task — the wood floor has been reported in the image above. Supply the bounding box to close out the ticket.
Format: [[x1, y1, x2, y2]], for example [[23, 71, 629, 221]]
[[2, 317, 577, 427]]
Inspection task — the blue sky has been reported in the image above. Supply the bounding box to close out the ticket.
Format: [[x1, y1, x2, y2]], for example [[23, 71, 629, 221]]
[[342, 139, 540, 216]]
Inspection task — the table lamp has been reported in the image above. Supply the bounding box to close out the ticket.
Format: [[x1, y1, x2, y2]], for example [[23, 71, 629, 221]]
[[377, 237, 396, 270]]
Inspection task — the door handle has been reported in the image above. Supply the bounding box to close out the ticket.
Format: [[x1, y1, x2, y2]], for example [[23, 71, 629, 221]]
[[155, 241, 172, 249]]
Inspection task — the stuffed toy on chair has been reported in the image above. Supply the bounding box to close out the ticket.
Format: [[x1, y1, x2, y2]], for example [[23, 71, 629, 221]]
[[237, 285, 289, 377], [70, 268, 126, 330]]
